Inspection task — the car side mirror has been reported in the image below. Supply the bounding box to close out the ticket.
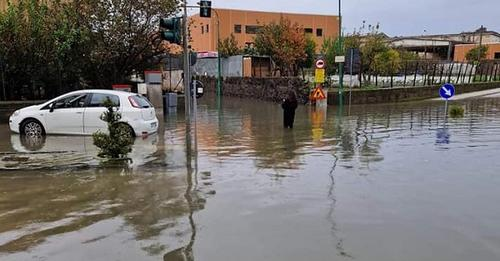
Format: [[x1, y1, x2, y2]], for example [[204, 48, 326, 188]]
[[49, 103, 54, 113]]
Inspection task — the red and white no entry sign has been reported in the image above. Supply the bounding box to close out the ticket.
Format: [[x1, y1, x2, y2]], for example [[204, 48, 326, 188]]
[[315, 59, 325, 69]]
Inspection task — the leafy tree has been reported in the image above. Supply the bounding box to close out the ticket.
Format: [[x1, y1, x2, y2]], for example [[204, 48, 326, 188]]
[[218, 34, 241, 58], [398, 49, 419, 61], [0, 0, 89, 99], [465, 46, 488, 62], [344, 34, 361, 50], [254, 17, 306, 76], [93, 98, 133, 159], [360, 33, 389, 76], [242, 44, 258, 56], [301, 36, 317, 69], [372, 49, 401, 76], [78, 0, 179, 88], [321, 37, 339, 75], [0, 0, 178, 100]]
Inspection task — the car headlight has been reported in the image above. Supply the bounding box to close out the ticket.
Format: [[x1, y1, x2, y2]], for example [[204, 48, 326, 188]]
[[12, 110, 20, 117]]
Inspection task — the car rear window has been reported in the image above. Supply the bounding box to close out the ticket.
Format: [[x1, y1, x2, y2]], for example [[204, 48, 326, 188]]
[[130, 95, 152, 108], [89, 93, 120, 107]]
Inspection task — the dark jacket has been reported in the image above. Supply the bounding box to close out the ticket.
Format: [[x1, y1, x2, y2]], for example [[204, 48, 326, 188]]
[[282, 98, 298, 128]]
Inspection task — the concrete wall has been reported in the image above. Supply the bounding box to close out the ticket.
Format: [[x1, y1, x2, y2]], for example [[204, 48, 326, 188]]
[[197, 76, 309, 104], [328, 82, 500, 105]]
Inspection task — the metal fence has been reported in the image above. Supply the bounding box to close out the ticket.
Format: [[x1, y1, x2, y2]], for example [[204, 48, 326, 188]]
[[336, 60, 500, 88]]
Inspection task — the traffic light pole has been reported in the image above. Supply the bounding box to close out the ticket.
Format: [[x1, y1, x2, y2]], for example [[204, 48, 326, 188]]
[[185, 3, 220, 103]]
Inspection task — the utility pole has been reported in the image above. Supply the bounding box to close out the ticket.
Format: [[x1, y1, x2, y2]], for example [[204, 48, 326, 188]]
[[183, 0, 191, 120], [478, 25, 484, 62], [214, 10, 222, 99], [338, 0, 344, 106], [423, 30, 427, 60]]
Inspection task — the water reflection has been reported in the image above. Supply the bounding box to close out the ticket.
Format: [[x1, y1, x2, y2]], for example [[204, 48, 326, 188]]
[[1, 96, 500, 260], [4, 133, 159, 169], [436, 128, 451, 145]]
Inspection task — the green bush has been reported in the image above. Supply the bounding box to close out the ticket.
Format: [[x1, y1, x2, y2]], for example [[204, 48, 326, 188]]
[[449, 105, 465, 118], [92, 98, 133, 159]]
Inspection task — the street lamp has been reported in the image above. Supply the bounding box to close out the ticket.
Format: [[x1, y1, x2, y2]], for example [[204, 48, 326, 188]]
[[213, 9, 222, 99], [338, 0, 344, 106]]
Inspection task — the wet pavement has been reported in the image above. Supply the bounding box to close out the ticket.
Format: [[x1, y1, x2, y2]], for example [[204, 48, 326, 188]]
[[1, 96, 500, 261]]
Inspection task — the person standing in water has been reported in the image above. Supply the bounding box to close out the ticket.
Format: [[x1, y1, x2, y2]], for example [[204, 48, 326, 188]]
[[282, 91, 298, 128]]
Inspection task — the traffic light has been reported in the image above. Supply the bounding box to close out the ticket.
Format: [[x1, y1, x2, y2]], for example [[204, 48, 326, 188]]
[[160, 17, 182, 45], [199, 1, 211, 18]]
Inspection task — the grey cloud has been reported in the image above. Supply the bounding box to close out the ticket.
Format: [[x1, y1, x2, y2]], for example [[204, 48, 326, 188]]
[[194, 0, 499, 36]]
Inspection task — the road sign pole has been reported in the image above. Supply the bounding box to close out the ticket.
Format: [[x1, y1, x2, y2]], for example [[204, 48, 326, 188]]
[[445, 98, 449, 116], [348, 48, 353, 113]]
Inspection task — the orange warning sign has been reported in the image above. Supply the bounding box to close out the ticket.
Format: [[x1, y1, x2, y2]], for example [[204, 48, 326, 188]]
[[311, 86, 326, 100]]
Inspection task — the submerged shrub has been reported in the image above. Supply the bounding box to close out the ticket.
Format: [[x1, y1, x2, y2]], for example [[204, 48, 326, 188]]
[[92, 98, 133, 159], [449, 105, 465, 118]]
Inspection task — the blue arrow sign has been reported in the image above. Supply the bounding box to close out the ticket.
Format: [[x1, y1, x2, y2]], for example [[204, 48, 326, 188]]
[[440, 83, 455, 100]]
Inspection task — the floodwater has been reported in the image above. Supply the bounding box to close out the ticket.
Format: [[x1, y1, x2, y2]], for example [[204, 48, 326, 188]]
[[1, 96, 500, 261]]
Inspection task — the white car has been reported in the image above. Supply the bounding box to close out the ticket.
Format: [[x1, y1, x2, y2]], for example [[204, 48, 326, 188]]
[[9, 90, 159, 136]]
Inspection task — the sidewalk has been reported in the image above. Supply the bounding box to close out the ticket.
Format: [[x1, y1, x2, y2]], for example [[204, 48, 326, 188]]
[[432, 88, 500, 101]]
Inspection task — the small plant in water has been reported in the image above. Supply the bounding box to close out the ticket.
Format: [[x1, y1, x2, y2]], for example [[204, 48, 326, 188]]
[[449, 105, 465, 118], [93, 98, 133, 159]]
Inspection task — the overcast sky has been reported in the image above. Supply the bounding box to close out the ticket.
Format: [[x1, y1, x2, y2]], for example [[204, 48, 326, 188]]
[[188, 0, 499, 36]]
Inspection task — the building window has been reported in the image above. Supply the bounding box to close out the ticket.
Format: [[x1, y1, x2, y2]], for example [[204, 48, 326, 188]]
[[304, 28, 313, 34], [245, 25, 262, 34], [316, 28, 323, 37], [234, 24, 242, 34], [201, 25, 204, 34], [206, 24, 209, 33], [495, 52, 500, 59]]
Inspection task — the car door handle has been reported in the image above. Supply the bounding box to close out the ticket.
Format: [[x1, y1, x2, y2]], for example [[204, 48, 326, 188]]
[[76, 112, 83, 114]]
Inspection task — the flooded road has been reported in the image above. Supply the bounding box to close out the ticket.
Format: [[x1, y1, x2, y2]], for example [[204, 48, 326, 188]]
[[1, 97, 500, 261]]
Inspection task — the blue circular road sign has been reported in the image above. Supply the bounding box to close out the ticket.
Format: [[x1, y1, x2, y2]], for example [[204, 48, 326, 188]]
[[440, 83, 455, 100]]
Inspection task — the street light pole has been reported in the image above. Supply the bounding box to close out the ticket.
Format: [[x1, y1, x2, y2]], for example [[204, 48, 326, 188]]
[[338, 0, 344, 106], [183, 0, 191, 120], [213, 9, 222, 99], [478, 25, 484, 62]]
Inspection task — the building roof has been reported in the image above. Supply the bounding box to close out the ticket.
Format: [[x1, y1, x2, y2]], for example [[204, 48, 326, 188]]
[[389, 37, 466, 46], [392, 27, 500, 41], [210, 8, 338, 18]]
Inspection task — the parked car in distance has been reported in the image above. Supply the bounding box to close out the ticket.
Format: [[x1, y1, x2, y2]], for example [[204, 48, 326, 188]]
[[9, 90, 158, 136]]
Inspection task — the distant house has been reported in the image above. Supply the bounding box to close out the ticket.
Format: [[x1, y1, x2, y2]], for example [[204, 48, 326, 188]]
[[389, 27, 500, 61], [454, 43, 500, 61]]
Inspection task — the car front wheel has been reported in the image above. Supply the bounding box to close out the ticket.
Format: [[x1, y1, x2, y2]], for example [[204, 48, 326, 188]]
[[21, 119, 45, 136]]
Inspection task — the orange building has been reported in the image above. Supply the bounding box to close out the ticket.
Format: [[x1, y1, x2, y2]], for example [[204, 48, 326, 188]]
[[189, 8, 339, 52], [454, 43, 500, 61]]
